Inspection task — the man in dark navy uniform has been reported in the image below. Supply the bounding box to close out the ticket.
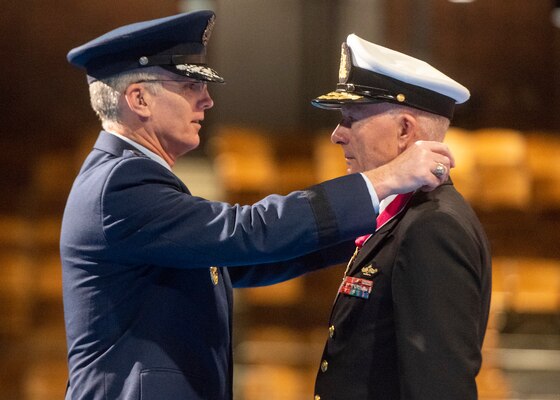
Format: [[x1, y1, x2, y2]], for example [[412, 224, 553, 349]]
[[312, 35, 491, 400], [61, 12, 457, 399]]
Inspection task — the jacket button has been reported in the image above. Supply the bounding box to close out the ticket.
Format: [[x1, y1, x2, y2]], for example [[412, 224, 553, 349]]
[[329, 325, 335, 339], [314, 396, 321, 400], [321, 360, 329, 372]]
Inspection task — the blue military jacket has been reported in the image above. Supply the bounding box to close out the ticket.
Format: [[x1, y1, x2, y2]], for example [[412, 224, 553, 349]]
[[60, 132, 376, 400]]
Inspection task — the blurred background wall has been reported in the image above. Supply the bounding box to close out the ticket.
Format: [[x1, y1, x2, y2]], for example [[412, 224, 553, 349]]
[[1, 0, 560, 399]]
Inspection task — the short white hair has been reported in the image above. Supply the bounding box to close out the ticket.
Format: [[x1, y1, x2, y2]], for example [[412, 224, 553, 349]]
[[385, 103, 450, 141], [88, 67, 166, 130]]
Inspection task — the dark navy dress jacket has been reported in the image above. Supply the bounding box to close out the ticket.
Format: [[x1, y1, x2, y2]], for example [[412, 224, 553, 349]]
[[314, 183, 492, 400], [60, 132, 376, 400]]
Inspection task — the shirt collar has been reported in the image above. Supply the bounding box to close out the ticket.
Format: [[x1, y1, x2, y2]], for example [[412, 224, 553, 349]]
[[379, 194, 398, 214]]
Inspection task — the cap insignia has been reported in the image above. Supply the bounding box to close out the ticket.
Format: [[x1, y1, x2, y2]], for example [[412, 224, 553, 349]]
[[316, 91, 363, 101], [338, 42, 352, 84], [176, 64, 222, 80], [202, 15, 216, 46]]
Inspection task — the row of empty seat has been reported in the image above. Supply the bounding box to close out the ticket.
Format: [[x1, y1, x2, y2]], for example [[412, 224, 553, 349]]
[[446, 128, 560, 211], [492, 257, 560, 315], [208, 125, 560, 212], [0, 214, 67, 400], [0, 138, 70, 400]]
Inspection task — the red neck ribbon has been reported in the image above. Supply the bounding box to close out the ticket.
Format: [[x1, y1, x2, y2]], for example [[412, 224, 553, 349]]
[[354, 192, 414, 248]]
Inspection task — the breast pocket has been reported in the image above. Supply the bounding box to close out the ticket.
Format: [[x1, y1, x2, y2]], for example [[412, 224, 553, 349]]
[[140, 369, 207, 400]]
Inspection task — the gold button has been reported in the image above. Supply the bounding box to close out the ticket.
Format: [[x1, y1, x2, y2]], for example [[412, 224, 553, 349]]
[[329, 325, 335, 339], [396, 93, 406, 102], [314, 396, 321, 400], [321, 360, 328, 372]]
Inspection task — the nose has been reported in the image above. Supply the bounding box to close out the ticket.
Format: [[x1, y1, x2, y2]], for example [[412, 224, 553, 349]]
[[200, 86, 214, 110], [331, 123, 349, 145]]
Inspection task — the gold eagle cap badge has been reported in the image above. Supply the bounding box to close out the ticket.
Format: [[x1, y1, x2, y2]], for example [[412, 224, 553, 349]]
[[338, 42, 352, 84]]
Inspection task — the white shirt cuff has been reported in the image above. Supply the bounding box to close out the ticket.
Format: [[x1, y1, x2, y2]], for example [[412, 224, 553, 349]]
[[360, 173, 380, 214]]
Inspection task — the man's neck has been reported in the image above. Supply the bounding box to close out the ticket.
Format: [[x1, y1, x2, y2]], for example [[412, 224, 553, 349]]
[[107, 126, 175, 168], [105, 130, 172, 171]]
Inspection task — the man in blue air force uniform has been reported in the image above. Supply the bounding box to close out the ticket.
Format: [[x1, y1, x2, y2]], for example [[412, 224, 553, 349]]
[[311, 35, 491, 399], [61, 11, 456, 399]]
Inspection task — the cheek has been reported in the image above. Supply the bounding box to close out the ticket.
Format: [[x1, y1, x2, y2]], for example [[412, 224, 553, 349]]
[[358, 135, 397, 169]]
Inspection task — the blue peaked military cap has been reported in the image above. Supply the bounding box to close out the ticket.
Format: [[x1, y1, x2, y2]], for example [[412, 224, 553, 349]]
[[67, 10, 224, 84]]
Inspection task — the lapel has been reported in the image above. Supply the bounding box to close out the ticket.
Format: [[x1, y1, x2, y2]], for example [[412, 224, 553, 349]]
[[331, 193, 415, 310], [352, 215, 402, 270], [351, 181, 453, 270], [351, 192, 415, 270]]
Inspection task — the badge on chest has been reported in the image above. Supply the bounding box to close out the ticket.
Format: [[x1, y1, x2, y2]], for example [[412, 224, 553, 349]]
[[339, 276, 373, 299]]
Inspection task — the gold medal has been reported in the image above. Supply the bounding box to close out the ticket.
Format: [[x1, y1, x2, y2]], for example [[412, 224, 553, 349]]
[[210, 266, 219, 285]]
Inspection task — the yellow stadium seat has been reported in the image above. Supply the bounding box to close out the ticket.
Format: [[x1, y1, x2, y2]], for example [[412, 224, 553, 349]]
[[472, 128, 531, 210], [208, 126, 278, 202], [445, 127, 478, 202], [526, 131, 560, 211], [508, 258, 560, 313]]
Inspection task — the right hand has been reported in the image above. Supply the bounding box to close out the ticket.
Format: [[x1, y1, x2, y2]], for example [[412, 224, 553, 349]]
[[363, 140, 455, 200]]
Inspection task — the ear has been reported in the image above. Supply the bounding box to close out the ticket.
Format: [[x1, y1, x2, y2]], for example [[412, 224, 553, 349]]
[[123, 83, 151, 118], [397, 112, 419, 151]]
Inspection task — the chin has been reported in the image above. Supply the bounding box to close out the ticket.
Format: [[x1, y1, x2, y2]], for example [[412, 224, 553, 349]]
[[186, 136, 201, 151], [176, 143, 199, 159], [346, 163, 362, 175]]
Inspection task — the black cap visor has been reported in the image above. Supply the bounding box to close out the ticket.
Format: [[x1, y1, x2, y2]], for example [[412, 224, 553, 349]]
[[312, 66, 456, 118]]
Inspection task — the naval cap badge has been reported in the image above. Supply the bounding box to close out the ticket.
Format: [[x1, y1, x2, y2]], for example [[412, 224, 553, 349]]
[[338, 42, 352, 84]]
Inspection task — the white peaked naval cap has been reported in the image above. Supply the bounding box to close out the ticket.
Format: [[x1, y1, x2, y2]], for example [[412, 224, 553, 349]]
[[312, 34, 470, 119]]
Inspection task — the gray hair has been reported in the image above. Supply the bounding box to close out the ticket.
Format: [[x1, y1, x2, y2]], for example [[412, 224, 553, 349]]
[[385, 103, 450, 141], [88, 67, 166, 130]]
